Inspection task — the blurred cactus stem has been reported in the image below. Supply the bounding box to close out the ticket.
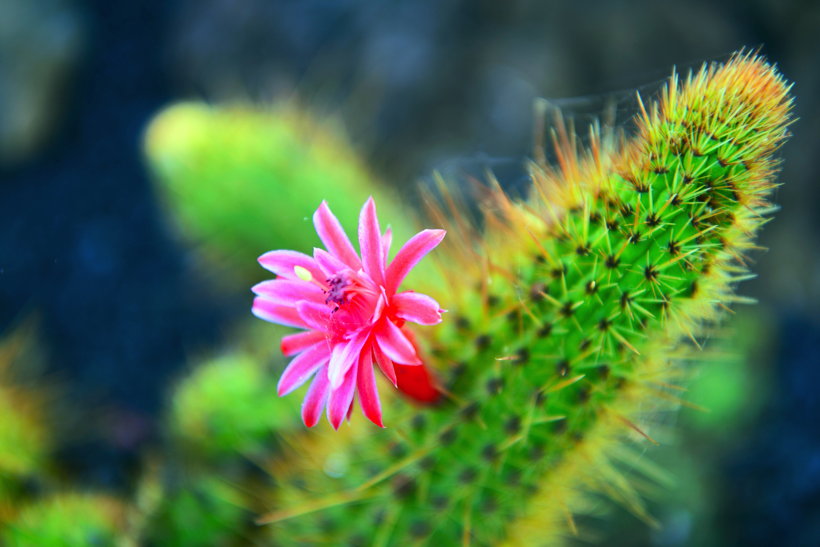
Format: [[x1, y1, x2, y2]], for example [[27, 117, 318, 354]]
[[0, 324, 52, 523], [143, 102, 415, 285], [2, 493, 130, 547], [168, 352, 298, 459], [138, 332, 303, 543]]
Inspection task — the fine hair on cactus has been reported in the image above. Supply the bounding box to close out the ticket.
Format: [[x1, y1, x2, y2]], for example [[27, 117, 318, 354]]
[[252, 51, 793, 545]]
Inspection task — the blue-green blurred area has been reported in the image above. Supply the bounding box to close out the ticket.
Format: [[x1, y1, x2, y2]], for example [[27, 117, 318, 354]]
[[1, 0, 819, 544]]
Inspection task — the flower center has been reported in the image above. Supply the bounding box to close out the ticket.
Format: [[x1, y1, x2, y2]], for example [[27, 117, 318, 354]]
[[325, 273, 351, 308], [324, 271, 378, 314], [323, 271, 382, 341]]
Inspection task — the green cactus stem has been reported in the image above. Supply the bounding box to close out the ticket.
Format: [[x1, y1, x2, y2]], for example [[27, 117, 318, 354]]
[[257, 52, 792, 545]]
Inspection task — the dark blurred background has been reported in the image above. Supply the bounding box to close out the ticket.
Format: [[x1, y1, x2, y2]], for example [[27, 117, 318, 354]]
[[1, 0, 818, 544]]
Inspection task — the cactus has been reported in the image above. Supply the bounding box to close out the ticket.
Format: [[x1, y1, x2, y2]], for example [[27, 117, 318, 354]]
[[139, 345, 298, 543], [168, 352, 298, 459], [0, 326, 134, 545], [256, 52, 792, 544], [137, 464, 254, 547], [0, 324, 52, 524], [2, 493, 129, 547], [138, 313, 327, 543]]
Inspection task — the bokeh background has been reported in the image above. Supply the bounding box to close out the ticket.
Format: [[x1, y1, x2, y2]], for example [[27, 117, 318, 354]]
[[1, 0, 818, 545]]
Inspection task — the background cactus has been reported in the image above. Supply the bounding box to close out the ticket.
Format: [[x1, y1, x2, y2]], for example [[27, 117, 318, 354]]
[[0, 325, 133, 546], [168, 351, 296, 459], [143, 102, 414, 285], [0, 331, 47, 462], [2, 493, 129, 547], [137, 347, 297, 544], [256, 52, 792, 545], [137, 464, 254, 546], [0, 325, 52, 524]]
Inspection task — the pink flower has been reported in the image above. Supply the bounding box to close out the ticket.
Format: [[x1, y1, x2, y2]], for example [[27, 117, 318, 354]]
[[252, 197, 446, 429]]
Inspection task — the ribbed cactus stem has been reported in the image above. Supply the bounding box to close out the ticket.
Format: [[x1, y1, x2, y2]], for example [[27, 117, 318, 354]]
[[262, 52, 792, 545]]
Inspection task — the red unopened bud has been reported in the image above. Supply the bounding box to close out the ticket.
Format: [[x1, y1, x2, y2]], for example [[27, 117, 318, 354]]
[[395, 362, 440, 404]]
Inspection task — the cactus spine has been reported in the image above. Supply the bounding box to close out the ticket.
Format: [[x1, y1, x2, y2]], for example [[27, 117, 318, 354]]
[[260, 52, 792, 545]]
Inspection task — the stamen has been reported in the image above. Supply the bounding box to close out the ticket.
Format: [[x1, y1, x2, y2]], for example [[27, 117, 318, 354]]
[[325, 274, 351, 306]]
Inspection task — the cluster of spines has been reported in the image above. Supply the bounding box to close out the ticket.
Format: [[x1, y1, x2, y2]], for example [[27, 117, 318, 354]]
[[260, 52, 791, 545]]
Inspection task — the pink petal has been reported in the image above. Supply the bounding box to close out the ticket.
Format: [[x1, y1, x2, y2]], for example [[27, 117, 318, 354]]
[[385, 229, 446, 294], [281, 330, 328, 356], [313, 248, 349, 278], [375, 319, 421, 365], [358, 197, 385, 285], [373, 292, 387, 323], [252, 297, 306, 328], [258, 250, 324, 283], [313, 201, 362, 269], [357, 347, 384, 427], [382, 227, 393, 264], [327, 329, 370, 389], [372, 343, 397, 387], [301, 367, 330, 427], [393, 291, 444, 325], [251, 279, 324, 306], [326, 363, 358, 430], [277, 344, 330, 396], [295, 301, 331, 331]]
